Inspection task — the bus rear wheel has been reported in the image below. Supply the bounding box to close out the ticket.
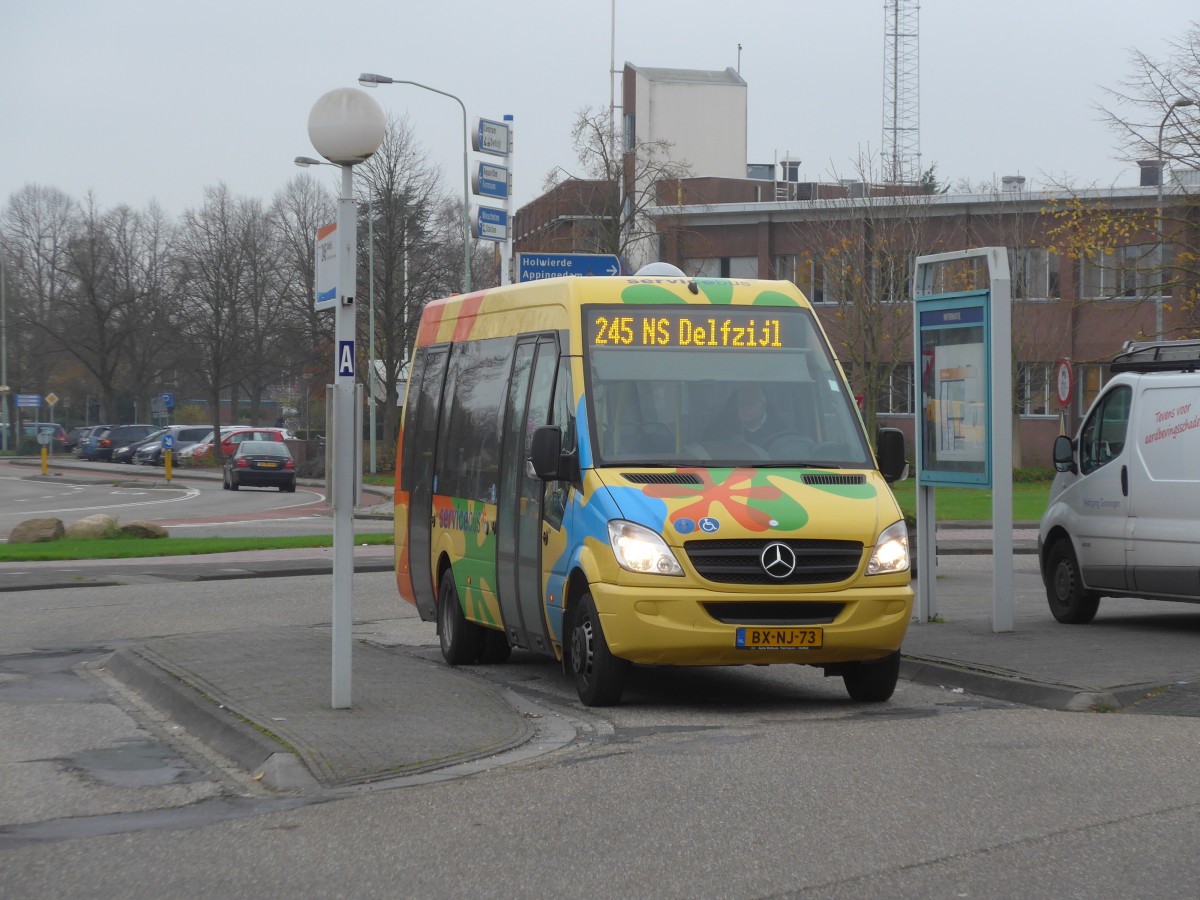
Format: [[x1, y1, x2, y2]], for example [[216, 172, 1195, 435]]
[[438, 574, 484, 665], [568, 593, 629, 707]]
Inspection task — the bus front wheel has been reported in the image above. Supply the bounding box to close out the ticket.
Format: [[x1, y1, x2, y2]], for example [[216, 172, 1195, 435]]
[[568, 593, 629, 707], [438, 574, 484, 665]]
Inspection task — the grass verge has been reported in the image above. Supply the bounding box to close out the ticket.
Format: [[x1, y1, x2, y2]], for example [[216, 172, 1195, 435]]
[[889, 480, 1052, 522], [0, 533, 394, 563]]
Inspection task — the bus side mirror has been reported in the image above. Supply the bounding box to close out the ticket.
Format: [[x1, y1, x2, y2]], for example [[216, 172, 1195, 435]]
[[531, 426, 564, 480], [876, 427, 908, 484], [1053, 434, 1076, 474]]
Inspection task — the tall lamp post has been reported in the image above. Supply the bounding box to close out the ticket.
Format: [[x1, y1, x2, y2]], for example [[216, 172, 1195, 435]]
[[307, 88, 385, 709], [296, 155, 379, 474], [1156, 97, 1196, 339], [0, 252, 8, 453], [357, 73, 472, 294]]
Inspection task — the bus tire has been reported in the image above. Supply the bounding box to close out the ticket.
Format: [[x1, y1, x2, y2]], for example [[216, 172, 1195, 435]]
[[477, 629, 512, 664], [568, 593, 629, 707], [843, 650, 901, 702], [438, 573, 484, 665]]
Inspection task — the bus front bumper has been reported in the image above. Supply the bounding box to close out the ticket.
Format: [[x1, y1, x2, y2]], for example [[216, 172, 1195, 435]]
[[589, 581, 913, 667]]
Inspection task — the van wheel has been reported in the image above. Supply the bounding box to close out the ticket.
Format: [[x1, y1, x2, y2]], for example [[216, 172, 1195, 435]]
[[568, 593, 629, 707], [1046, 540, 1100, 624], [437, 574, 484, 664], [843, 651, 901, 702], [477, 630, 512, 664]]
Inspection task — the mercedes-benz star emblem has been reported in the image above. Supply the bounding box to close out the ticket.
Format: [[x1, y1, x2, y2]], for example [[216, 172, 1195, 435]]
[[760, 542, 797, 579]]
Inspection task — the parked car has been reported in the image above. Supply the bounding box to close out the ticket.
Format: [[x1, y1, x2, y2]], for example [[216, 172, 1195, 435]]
[[112, 427, 168, 464], [76, 425, 113, 459], [222, 440, 296, 492], [18, 422, 68, 454], [180, 427, 286, 464], [64, 426, 90, 453], [93, 424, 156, 462], [135, 425, 212, 466]]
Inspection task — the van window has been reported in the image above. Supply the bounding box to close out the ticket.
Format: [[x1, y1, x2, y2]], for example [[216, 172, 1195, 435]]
[[1079, 385, 1131, 474]]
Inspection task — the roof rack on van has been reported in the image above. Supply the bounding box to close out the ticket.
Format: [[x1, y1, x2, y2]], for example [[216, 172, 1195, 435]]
[[1111, 338, 1200, 374]]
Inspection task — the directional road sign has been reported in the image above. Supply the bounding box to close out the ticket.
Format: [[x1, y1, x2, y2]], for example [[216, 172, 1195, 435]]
[[476, 206, 509, 242], [517, 252, 622, 282], [15, 394, 39, 408], [472, 162, 509, 200], [473, 118, 511, 157]]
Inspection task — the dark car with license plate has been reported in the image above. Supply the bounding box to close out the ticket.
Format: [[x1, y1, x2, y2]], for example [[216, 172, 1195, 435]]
[[222, 440, 296, 492]]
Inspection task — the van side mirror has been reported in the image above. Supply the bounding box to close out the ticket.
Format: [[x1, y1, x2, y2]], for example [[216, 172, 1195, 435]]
[[1052, 434, 1076, 474], [876, 427, 909, 484]]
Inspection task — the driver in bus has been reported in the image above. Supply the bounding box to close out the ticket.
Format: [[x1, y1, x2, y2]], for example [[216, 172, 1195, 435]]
[[736, 384, 786, 446]]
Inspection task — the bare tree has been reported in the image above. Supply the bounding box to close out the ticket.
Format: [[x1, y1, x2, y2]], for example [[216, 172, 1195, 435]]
[[2, 185, 77, 414], [544, 106, 692, 270], [108, 202, 178, 423], [356, 116, 460, 463], [1097, 23, 1200, 334], [271, 175, 335, 433], [235, 198, 288, 426], [781, 158, 937, 438], [172, 184, 255, 460]]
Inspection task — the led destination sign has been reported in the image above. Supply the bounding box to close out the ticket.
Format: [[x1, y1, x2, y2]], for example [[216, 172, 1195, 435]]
[[586, 306, 801, 350]]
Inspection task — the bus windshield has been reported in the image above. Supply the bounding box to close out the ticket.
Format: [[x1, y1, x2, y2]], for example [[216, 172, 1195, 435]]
[[583, 305, 873, 468]]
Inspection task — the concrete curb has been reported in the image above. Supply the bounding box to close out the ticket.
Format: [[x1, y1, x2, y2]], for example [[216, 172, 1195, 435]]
[[901, 656, 1143, 712], [105, 649, 319, 793]]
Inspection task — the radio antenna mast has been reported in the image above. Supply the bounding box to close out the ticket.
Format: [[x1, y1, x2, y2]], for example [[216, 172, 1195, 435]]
[[882, 0, 921, 184]]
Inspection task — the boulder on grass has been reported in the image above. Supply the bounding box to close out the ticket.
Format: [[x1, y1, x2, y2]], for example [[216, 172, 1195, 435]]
[[65, 514, 118, 540], [9, 518, 65, 544], [119, 521, 168, 540]]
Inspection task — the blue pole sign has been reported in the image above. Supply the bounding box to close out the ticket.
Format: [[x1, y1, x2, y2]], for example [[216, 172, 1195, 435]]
[[472, 162, 509, 200], [476, 206, 508, 242]]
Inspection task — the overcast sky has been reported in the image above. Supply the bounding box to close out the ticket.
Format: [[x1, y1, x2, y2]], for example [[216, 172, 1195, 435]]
[[3, 1, 1197, 221]]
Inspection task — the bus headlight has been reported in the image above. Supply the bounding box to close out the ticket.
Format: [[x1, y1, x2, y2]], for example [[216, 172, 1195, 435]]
[[867, 520, 910, 575], [608, 520, 684, 576]]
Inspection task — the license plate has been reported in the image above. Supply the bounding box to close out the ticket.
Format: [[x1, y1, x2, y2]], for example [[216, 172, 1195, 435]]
[[257, 461, 278, 468], [736, 627, 823, 649]]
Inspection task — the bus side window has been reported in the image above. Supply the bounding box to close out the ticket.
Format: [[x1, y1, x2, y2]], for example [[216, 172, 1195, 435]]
[[544, 359, 574, 529]]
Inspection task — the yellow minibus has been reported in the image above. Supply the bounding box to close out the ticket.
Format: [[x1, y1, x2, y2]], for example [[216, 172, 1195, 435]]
[[394, 270, 912, 705]]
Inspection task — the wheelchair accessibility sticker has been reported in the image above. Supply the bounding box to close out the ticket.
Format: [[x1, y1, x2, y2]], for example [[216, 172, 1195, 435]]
[[698, 517, 720, 534]]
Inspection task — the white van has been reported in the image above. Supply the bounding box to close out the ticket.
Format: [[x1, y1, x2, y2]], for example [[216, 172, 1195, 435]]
[[1040, 339, 1200, 623]]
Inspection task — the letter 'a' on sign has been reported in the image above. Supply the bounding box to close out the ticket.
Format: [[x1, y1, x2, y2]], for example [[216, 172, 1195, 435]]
[[338, 340, 355, 377]]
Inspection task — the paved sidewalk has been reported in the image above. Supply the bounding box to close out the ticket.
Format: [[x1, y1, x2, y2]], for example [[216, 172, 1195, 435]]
[[106, 628, 535, 792]]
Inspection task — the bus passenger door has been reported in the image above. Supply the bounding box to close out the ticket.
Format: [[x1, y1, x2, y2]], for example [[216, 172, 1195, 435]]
[[406, 346, 449, 621], [496, 336, 557, 653]]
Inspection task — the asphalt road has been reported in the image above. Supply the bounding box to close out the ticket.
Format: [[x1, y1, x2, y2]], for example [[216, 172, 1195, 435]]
[[5, 566, 1200, 897]]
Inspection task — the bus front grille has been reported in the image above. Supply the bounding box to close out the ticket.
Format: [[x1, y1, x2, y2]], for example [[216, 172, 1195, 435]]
[[684, 539, 863, 585]]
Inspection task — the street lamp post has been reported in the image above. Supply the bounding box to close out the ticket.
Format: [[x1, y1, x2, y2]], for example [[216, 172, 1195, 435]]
[[0, 253, 8, 453], [358, 73, 472, 294], [295, 156, 378, 474], [307, 88, 385, 710], [1156, 97, 1196, 339]]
